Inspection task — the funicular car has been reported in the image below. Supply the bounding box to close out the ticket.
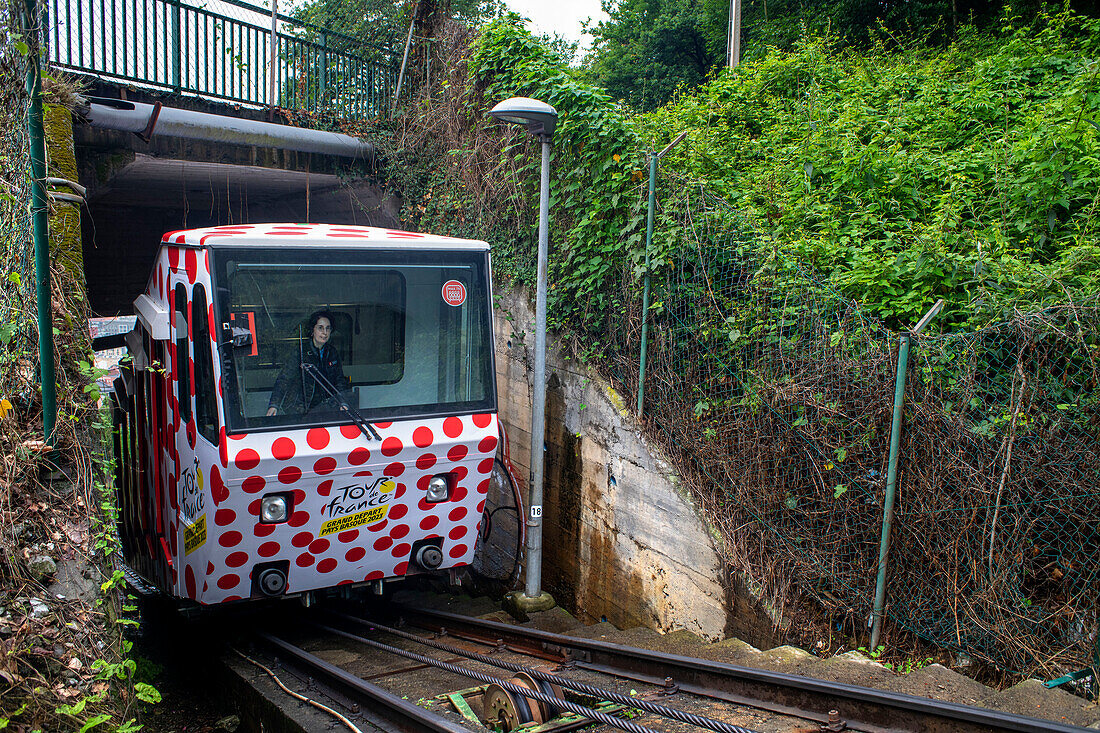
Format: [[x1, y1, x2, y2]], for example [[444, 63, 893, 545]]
[[110, 223, 518, 604]]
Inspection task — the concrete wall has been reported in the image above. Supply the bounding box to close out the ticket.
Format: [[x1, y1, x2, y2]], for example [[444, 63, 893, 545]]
[[493, 286, 731, 640]]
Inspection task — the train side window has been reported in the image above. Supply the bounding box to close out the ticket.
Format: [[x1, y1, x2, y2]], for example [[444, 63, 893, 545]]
[[173, 284, 192, 424], [191, 285, 219, 444]]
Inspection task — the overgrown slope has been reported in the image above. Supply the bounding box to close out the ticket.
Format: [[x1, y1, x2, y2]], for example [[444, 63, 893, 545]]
[[388, 11, 1100, 680]]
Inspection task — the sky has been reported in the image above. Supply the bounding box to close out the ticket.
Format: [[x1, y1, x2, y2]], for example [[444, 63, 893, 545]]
[[504, 0, 609, 52]]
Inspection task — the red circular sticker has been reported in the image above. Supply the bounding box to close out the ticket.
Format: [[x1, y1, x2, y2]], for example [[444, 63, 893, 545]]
[[442, 280, 467, 307]]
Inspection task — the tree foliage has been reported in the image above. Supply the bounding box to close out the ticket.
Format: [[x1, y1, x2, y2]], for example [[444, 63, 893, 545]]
[[586, 0, 1100, 110], [292, 0, 506, 53], [405, 10, 1100, 331], [585, 0, 730, 110]]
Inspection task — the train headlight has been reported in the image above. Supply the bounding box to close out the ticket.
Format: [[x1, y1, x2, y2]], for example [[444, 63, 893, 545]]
[[260, 494, 290, 523], [425, 475, 451, 503]]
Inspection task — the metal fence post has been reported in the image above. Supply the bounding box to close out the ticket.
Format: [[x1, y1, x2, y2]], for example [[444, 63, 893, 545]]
[[870, 299, 943, 649], [636, 131, 686, 416], [267, 0, 277, 113], [22, 0, 56, 450], [637, 152, 657, 415], [170, 0, 181, 92], [318, 31, 327, 113]]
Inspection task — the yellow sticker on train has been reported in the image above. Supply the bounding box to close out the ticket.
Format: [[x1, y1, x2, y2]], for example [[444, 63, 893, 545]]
[[319, 505, 389, 536], [184, 514, 207, 555]]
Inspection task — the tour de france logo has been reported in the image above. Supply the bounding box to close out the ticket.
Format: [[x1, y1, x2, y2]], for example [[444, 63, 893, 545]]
[[180, 458, 207, 555], [318, 477, 396, 536]]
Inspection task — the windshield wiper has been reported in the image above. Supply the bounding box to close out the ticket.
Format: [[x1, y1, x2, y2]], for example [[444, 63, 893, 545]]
[[301, 363, 382, 441]]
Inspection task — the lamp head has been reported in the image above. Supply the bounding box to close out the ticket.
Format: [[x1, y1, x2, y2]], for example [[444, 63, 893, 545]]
[[489, 96, 558, 138]]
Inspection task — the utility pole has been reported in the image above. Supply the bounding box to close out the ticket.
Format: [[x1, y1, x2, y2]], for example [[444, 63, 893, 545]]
[[727, 0, 741, 68]]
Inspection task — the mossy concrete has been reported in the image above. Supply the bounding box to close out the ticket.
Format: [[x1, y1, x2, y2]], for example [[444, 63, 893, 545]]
[[43, 104, 84, 286]]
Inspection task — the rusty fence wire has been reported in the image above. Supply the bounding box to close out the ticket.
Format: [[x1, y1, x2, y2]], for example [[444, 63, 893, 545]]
[[560, 174, 1100, 683]]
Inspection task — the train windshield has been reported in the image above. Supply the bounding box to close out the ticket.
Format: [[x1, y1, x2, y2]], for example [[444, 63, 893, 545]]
[[213, 247, 495, 433]]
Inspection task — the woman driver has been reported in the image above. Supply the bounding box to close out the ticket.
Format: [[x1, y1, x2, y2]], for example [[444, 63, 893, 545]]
[[266, 310, 351, 416]]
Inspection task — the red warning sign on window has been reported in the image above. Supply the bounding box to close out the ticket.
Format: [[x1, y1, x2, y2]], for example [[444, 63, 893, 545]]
[[442, 280, 467, 307]]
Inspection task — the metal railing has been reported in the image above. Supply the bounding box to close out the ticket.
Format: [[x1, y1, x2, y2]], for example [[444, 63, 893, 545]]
[[43, 0, 427, 117]]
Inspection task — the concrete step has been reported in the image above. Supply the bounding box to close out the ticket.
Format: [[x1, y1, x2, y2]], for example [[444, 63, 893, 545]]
[[564, 621, 621, 640], [886, 663, 991, 706], [521, 606, 586, 634], [985, 678, 1100, 728]]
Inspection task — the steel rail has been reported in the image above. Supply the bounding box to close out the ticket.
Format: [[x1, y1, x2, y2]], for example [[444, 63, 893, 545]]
[[392, 604, 1092, 733], [311, 622, 674, 733], [330, 611, 759, 733], [256, 632, 469, 733]]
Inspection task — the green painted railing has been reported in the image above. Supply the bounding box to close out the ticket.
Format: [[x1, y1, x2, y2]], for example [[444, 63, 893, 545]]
[[44, 0, 426, 117]]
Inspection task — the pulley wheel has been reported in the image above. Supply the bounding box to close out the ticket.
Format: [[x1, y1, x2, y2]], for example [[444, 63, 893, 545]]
[[483, 682, 534, 732], [510, 670, 565, 720]]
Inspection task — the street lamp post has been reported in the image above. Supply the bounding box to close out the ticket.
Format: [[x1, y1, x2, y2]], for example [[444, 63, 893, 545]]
[[489, 97, 558, 613]]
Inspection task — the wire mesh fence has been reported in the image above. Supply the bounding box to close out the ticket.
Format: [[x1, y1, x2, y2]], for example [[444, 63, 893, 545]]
[[562, 172, 1100, 681], [0, 5, 38, 409]]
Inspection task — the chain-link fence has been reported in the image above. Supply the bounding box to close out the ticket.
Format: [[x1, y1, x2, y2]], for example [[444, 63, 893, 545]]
[[1, 4, 37, 408], [567, 172, 1100, 681]]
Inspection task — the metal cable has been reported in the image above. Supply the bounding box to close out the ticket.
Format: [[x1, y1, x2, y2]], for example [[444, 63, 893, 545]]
[[330, 613, 761, 733], [311, 622, 666, 733]]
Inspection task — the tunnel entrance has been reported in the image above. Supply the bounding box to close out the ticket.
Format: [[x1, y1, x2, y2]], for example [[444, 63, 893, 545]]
[[74, 87, 399, 316]]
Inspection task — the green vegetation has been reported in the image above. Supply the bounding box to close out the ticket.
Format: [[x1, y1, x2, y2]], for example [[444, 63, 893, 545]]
[[389, 8, 1100, 676], [585, 0, 731, 110], [643, 10, 1100, 327], [450, 9, 1100, 330]]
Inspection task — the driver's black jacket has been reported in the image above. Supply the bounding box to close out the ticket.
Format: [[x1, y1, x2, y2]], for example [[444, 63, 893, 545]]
[[267, 342, 351, 414]]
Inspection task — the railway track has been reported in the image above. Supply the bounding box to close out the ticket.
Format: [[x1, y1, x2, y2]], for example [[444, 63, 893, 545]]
[[238, 600, 1093, 733]]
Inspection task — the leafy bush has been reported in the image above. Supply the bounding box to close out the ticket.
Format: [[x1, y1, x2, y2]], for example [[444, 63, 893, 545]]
[[643, 9, 1100, 327]]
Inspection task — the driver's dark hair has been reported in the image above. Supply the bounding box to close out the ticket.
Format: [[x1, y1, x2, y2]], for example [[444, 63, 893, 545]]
[[307, 309, 335, 332]]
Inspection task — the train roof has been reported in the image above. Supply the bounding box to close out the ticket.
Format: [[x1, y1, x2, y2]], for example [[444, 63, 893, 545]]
[[160, 224, 489, 250]]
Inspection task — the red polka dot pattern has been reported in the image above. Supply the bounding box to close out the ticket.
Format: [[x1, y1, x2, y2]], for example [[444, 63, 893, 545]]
[[413, 427, 433, 448], [278, 466, 302, 484], [307, 428, 330, 450], [137, 286, 498, 601], [235, 448, 260, 471], [242, 475, 265, 493], [219, 531, 243, 548], [217, 574, 240, 590], [272, 437, 296, 460], [259, 541, 281, 557]]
